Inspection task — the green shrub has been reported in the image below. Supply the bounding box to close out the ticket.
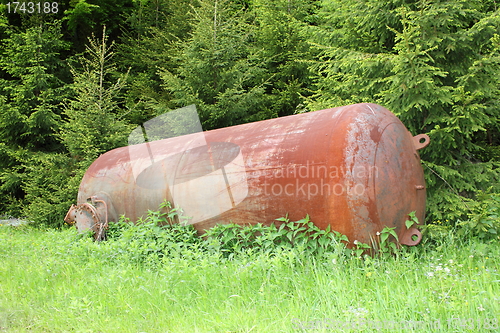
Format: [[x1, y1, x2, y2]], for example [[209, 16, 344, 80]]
[[105, 209, 202, 264], [203, 215, 348, 258], [21, 152, 80, 228], [96, 203, 426, 263], [457, 190, 500, 241]]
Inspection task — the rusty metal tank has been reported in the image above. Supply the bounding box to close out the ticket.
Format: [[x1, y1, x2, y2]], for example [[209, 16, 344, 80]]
[[65, 103, 429, 245]]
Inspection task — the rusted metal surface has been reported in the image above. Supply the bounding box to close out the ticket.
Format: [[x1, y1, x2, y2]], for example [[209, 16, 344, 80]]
[[65, 196, 108, 240], [65, 103, 429, 245]]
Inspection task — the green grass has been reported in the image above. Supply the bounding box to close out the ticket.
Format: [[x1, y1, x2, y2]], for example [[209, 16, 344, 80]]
[[0, 225, 499, 332]]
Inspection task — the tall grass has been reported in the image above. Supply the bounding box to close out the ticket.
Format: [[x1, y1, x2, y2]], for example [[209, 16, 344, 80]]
[[0, 223, 499, 332]]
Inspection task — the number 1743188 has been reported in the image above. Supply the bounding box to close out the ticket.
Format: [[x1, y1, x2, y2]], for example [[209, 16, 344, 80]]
[[6, 2, 59, 14]]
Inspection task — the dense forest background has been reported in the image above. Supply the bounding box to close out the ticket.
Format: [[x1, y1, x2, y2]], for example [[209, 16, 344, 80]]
[[0, 0, 499, 232]]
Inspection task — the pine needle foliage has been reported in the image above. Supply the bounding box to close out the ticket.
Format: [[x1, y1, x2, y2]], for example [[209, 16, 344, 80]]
[[60, 27, 131, 167], [309, 0, 500, 223], [1, 0, 498, 230], [159, 0, 313, 129], [19, 28, 132, 226], [0, 22, 70, 216]]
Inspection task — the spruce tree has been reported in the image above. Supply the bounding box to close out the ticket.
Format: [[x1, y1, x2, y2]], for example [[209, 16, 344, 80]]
[[309, 0, 500, 222], [251, 0, 314, 117], [117, 0, 195, 125], [0, 21, 70, 216], [60, 28, 131, 166], [23, 28, 131, 226], [159, 0, 270, 129]]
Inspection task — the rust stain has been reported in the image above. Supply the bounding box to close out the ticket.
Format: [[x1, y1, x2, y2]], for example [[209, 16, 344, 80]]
[[66, 103, 429, 246]]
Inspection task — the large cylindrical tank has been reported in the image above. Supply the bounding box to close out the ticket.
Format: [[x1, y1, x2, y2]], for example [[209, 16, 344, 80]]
[[65, 103, 429, 245]]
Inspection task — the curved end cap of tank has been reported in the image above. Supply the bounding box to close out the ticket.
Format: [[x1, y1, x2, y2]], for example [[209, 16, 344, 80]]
[[413, 134, 430, 150], [400, 226, 422, 246]]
